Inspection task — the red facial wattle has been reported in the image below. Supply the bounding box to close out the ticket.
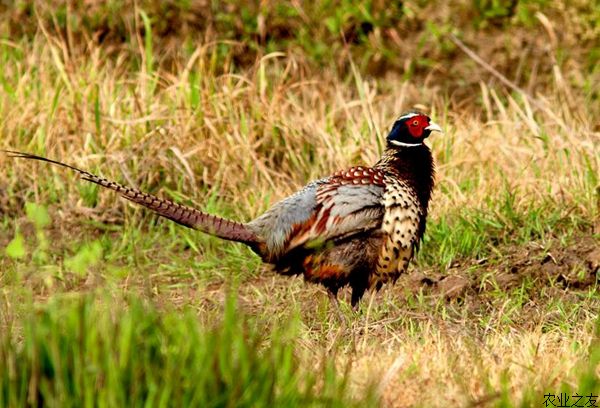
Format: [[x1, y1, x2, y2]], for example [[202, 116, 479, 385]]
[[407, 115, 428, 138]]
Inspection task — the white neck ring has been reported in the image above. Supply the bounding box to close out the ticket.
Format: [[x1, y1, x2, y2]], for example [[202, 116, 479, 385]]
[[389, 140, 422, 147]]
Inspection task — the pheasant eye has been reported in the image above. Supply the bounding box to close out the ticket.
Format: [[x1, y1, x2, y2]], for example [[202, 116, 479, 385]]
[[412, 120, 419, 126]]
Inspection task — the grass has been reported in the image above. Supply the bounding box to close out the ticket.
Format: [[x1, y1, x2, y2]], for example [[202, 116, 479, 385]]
[[0, 294, 376, 407], [0, 1, 599, 407]]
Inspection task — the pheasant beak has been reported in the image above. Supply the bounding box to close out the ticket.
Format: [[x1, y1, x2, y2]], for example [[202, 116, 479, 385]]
[[425, 122, 443, 134]]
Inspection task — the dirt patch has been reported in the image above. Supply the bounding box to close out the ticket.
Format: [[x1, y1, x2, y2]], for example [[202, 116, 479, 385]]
[[403, 234, 599, 300]]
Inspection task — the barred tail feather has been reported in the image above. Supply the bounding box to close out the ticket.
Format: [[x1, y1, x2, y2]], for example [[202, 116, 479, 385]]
[[4, 151, 259, 245]]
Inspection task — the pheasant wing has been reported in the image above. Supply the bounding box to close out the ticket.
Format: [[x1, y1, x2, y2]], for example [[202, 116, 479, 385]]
[[248, 166, 385, 260]]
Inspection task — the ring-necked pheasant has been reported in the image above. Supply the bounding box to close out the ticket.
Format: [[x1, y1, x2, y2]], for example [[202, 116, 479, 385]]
[[5, 111, 442, 306]]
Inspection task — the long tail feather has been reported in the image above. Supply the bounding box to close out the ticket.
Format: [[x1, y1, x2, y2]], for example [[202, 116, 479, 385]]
[[4, 150, 259, 245]]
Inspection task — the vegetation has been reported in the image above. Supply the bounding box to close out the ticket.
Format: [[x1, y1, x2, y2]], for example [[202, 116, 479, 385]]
[[0, 1, 598, 407], [0, 294, 373, 407]]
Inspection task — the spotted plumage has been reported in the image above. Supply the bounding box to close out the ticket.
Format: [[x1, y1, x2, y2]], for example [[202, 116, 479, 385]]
[[372, 176, 421, 288], [330, 166, 385, 186], [4, 111, 442, 307]]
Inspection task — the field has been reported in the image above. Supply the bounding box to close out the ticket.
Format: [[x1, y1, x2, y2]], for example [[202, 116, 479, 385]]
[[0, 1, 598, 407]]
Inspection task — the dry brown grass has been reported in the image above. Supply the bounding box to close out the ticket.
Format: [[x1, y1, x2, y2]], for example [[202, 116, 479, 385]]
[[1, 35, 597, 220], [361, 327, 596, 407]]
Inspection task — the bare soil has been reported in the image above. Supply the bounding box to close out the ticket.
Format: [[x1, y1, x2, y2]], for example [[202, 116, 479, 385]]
[[406, 234, 599, 297]]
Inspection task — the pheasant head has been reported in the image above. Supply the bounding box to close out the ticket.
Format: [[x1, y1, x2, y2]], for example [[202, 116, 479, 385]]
[[386, 111, 442, 148]]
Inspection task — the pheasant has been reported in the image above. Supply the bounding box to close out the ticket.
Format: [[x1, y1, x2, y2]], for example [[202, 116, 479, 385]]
[[5, 111, 442, 306]]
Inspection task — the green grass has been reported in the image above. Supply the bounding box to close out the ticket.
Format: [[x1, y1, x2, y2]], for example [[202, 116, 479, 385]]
[[1, 197, 598, 407], [420, 193, 594, 268], [0, 293, 377, 407], [5, 187, 593, 286]]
